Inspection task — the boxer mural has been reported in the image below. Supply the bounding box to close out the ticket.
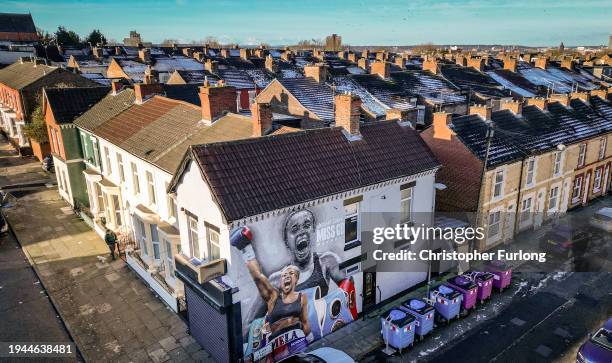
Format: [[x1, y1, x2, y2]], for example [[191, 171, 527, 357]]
[[232, 208, 358, 362]]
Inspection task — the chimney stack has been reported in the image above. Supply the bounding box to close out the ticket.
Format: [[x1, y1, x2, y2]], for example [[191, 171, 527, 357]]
[[590, 88, 610, 101], [281, 50, 292, 62], [548, 93, 570, 107], [251, 102, 273, 137], [534, 56, 548, 70], [357, 58, 369, 70], [503, 57, 518, 72], [394, 56, 405, 69], [111, 80, 124, 95], [265, 55, 276, 73], [376, 51, 387, 61], [335, 93, 362, 137], [254, 47, 265, 58], [138, 48, 151, 63], [500, 99, 523, 115], [115, 46, 122, 56], [570, 91, 590, 104], [337, 51, 346, 60], [347, 52, 357, 63], [134, 83, 163, 104], [455, 54, 467, 67], [561, 57, 574, 70], [220, 48, 230, 58], [526, 97, 548, 110], [432, 112, 454, 140], [386, 108, 415, 123], [240, 48, 250, 60], [467, 57, 484, 71], [182, 48, 193, 57], [144, 65, 158, 84], [304, 63, 328, 84], [370, 61, 390, 79], [204, 59, 218, 74], [422, 56, 439, 74], [469, 104, 492, 120], [92, 47, 103, 59], [199, 83, 238, 123]]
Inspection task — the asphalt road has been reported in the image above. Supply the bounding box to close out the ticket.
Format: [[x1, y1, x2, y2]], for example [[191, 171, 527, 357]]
[[0, 225, 79, 362]]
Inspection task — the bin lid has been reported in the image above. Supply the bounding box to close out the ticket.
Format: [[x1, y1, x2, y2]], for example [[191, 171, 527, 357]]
[[382, 308, 414, 327], [403, 299, 434, 314], [439, 285, 454, 295], [410, 299, 426, 310], [449, 275, 477, 289]]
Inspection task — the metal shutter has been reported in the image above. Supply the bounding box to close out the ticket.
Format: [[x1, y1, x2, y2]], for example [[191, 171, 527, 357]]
[[186, 286, 230, 363]]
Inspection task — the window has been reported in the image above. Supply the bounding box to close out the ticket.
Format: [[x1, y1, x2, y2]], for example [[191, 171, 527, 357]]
[[487, 211, 501, 238], [117, 154, 125, 182], [165, 240, 174, 278], [146, 171, 156, 205], [493, 169, 504, 198], [593, 168, 603, 192], [400, 185, 413, 224], [548, 186, 559, 211], [520, 197, 532, 223], [577, 144, 586, 167], [95, 183, 104, 211], [150, 224, 160, 260], [81, 134, 90, 161], [572, 176, 583, 202], [205, 224, 221, 260], [136, 219, 148, 256], [553, 152, 562, 176], [92, 139, 100, 167], [166, 182, 177, 219], [104, 147, 112, 175], [112, 194, 122, 226], [525, 159, 535, 186], [131, 162, 140, 194], [344, 202, 359, 246], [598, 138, 607, 160], [188, 216, 200, 259]]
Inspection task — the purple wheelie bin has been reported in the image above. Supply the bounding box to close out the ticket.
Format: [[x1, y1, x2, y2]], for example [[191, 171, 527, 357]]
[[485, 261, 512, 291], [447, 275, 478, 313], [429, 285, 462, 323], [399, 298, 435, 340], [473, 272, 494, 303]]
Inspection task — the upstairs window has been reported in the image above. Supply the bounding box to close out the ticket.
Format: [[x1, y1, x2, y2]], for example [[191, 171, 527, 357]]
[[493, 169, 504, 199], [525, 159, 535, 186], [577, 144, 586, 167], [131, 162, 140, 194], [104, 147, 112, 175], [400, 182, 415, 224], [553, 152, 562, 176], [598, 138, 607, 160], [187, 215, 200, 259], [117, 154, 125, 182], [205, 223, 221, 260], [344, 197, 362, 249], [146, 171, 156, 205]]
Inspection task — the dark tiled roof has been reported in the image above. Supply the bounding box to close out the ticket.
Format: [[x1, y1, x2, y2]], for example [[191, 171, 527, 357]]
[[278, 77, 335, 122], [163, 84, 202, 106], [216, 68, 256, 89], [175, 69, 219, 84], [452, 99, 612, 168], [440, 64, 509, 98], [390, 70, 465, 105], [189, 121, 439, 221], [74, 88, 136, 132], [488, 69, 542, 97], [0, 61, 59, 90], [0, 13, 36, 34], [348, 74, 414, 110], [45, 86, 110, 124]]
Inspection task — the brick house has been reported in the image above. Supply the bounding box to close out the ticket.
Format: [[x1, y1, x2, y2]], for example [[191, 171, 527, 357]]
[[421, 94, 612, 250], [0, 58, 98, 157], [43, 86, 110, 206]]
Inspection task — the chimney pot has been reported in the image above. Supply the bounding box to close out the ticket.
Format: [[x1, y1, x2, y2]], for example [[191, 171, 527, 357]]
[[335, 93, 362, 137], [432, 112, 454, 140]]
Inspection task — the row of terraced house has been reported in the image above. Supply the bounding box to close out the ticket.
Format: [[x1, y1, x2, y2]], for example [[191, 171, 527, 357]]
[[0, 46, 611, 361]]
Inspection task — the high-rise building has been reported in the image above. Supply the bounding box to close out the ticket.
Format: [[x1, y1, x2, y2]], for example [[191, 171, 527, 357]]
[[325, 33, 342, 51]]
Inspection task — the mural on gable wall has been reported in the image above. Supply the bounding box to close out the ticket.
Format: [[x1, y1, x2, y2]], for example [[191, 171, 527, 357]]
[[231, 207, 359, 362]]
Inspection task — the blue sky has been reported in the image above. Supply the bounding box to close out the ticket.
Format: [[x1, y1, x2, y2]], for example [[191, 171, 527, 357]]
[[4, 0, 611, 46]]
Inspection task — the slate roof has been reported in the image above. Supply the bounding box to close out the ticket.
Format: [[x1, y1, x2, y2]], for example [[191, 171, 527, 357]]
[[451, 98, 612, 168], [45, 86, 110, 124], [439, 64, 509, 99], [487, 69, 541, 97], [216, 68, 257, 89], [162, 84, 202, 106], [186, 121, 440, 221], [174, 69, 219, 84], [277, 77, 335, 122], [517, 63, 599, 93], [0, 61, 59, 89], [74, 88, 136, 132], [0, 13, 36, 34], [390, 71, 465, 105]]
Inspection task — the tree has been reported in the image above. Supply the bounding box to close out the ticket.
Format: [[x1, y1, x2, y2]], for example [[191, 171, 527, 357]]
[[37, 28, 54, 46], [23, 98, 48, 143], [55, 26, 80, 47], [86, 29, 107, 46]]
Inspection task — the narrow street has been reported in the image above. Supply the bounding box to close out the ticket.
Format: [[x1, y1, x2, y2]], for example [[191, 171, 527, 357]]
[[0, 136, 211, 362]]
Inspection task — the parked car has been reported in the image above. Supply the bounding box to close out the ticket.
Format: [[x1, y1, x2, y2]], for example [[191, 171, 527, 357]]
[[590, 208, 612, 233], [577, 318, 612, 363], [539, 225, 593, 258], [281, 348, 354, 363]]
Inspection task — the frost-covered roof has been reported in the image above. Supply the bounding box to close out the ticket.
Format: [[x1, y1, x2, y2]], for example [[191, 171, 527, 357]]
[[278, 77, 335, 122], [116, 59, 147, 82], [439, 64, 509, 99], [517, 63, 598, 93], [390, 70, 466, 105], [452, 98, 612, 168], [216, 68, 257, 89], [332, 76, 388, 117], [152, 56, 204, 73], [487, 70, 537, 98]]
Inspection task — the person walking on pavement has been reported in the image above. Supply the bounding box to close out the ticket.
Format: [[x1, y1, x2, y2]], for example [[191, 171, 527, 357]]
[[104, 228, 117, 260]]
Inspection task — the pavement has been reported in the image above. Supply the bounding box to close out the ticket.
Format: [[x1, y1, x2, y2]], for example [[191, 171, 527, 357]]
[[0, 136, 213, 362]]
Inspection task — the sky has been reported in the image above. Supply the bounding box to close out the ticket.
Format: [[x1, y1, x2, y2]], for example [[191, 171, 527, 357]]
[[4, 0, 612, 46]]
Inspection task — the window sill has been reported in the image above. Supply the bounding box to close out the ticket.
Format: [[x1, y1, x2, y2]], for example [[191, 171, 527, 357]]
[[344, 240, 361, 251]]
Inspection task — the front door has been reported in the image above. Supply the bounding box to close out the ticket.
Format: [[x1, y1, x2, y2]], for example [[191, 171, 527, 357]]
[[362, 270, 377, 309]]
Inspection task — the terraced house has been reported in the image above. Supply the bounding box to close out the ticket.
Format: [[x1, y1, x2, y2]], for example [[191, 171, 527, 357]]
[[422, 91, 612, 250], [81, 82, 254, 311], [0, 58, 97, 157]]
